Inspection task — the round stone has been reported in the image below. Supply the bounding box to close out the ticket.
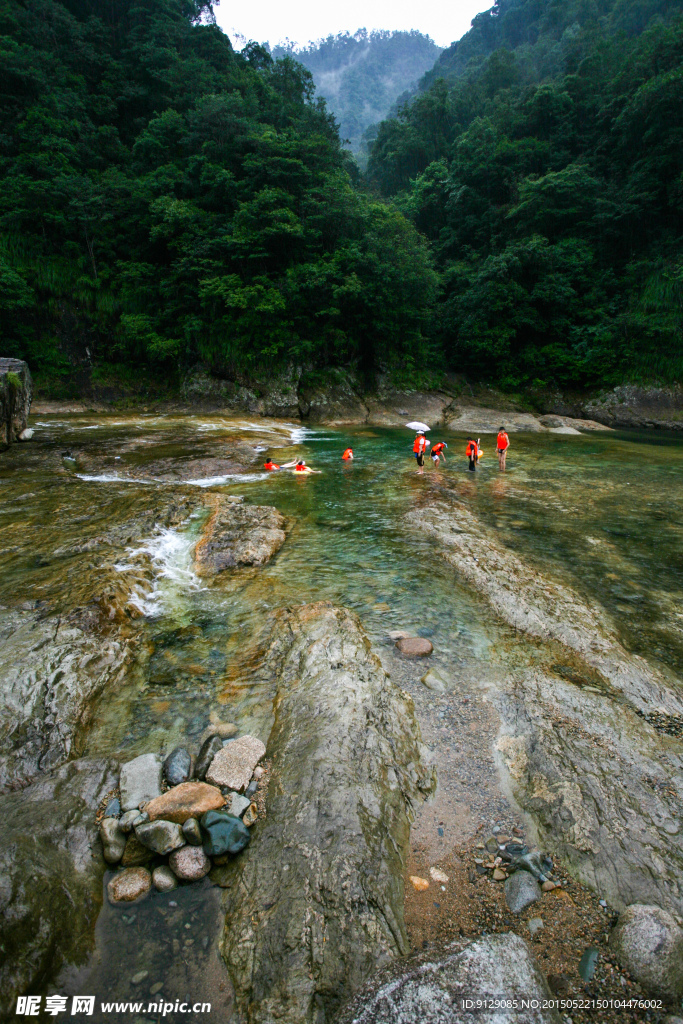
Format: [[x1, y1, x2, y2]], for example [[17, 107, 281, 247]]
[[169, 845, 211, 881], [152, 865, 178, 893], [610, 904, 683, 1001], [163, 747, 192, 787], [395, 637, 433, 657], [107, 867, 152, 903]]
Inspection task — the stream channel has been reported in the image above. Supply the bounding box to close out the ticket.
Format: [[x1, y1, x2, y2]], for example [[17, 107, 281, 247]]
[[1, 414, 682, 1020]]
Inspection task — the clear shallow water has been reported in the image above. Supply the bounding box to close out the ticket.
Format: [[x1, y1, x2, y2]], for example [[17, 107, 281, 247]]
[[2, 413, 682, 1011]]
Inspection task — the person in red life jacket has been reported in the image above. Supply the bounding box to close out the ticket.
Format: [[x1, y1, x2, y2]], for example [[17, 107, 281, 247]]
[[430, 441, 447, 467], [466, 437, 480, 472], [497, 426, 510, 471], [263, 457, 280, 470], [342, 448, 353, 460], [293, 459, 320, 475], [412, 431, 429, 475]]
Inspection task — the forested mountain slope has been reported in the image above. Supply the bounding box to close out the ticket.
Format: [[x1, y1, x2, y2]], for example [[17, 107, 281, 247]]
[[0, 1, 435, 388], [273, 30, 442, 154], [368, 0, 683, 389]]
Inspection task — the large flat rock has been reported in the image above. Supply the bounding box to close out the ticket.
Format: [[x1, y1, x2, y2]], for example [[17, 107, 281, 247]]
[[405, 500, 683, 916], [0, 758, 117, 1016], [220, 602, 435, 1024], [337, 933, 561, 1024], [194, 496, 286, 576]]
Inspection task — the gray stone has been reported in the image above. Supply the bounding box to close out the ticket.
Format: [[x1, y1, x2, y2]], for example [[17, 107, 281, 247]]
[[100, 817, 126, 864], [245, 780, 258, 799], [152, 866, 178, 893], [578, 947, 599, 982], [229, 793, 251, 818], [337, 933, 561, 1024], [105, 797, 121, 817], [0, 758, 118, 1017], [131, 970, 149, 985], [194, 735, 223, 780], [132, 810, 149, 828], [222, 602, 435, 1024], [163, 747, 192, 787], [505, 871, 542, 914], [528, 917, 544, 938], [421, 669, 446, 692], [119, 754, 162, 812], [169, 845, 211, 881], [182, 817, 202, 846], [205, 735, 266, 792], [610, 904, 683, 1001], [194, 499, 287, 576], [135, 819, 185, 856], [119, 809, 140, 833], [107, 867, 152, 904]]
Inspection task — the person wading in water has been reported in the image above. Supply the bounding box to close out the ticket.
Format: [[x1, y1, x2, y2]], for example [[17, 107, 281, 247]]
[[413, 431, 429, 475], [466, 437, 480, 472], [497, 427, 510, 471]]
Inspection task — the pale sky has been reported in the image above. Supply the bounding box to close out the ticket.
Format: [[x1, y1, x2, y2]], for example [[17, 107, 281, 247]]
[[213, 0, 491, 51]]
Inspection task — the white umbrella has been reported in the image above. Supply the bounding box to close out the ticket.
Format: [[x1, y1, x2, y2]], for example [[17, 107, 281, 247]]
[[405, 421, 430, 431]]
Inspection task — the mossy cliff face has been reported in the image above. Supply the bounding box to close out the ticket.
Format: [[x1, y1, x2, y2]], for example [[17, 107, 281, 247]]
[[220, 602, 436, 1024], [0, 358, 32, 449]]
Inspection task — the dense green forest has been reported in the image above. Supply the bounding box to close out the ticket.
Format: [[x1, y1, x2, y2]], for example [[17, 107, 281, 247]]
[[0, 0, 436, 390], [1, 0, 682, 396], [272, 30, 442, 156], [368, 0, 683, 388]]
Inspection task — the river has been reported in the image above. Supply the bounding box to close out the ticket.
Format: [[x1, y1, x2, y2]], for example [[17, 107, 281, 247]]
[[1, 414, 682, 1018]]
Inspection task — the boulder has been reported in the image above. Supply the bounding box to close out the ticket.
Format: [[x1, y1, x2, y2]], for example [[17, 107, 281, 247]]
[[194, 735, 223, 780], [144, 780, 225, 823], [446, 407, 544, 433], [0, 759, 118, 1018], [364, 389, 453, 428], [505, 871, 542, 914], [121, 834, 154, 867], [194, 497, 286, 576], [135, 819, 185, 856], [169, 845, 211, 881], [182, 817, 203, 846], [99, 817, 126, 864], [152, 865, 178, 893], [205, 735, 266, 792], [119, 753, 162, 811], [0, 358, 32, 450], [221, 602, 435, 1024], [107, 867, 152, 904], [395, 637, 433, 657], [163, 747, 192, 787], [201, 810, 251, 857], [337, 933, 561, 1024], [609, 904, 683, 1001]]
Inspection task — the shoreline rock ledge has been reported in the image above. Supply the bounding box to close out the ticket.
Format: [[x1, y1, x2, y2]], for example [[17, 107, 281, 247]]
[[0, 357, 32, 450], [220, 601, 436, 1024]]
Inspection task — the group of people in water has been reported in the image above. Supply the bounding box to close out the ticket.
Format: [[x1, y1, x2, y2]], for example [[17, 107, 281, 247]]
[[262, 428, 510, 475]]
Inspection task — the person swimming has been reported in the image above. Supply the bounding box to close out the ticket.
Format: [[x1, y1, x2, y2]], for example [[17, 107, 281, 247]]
[[263, 457, 280, 470], [342, 448, 353, 460], [292, 459, 320, 475]]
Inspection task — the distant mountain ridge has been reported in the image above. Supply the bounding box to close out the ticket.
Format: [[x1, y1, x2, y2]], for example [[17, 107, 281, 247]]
[[272, 30, 442, 153]]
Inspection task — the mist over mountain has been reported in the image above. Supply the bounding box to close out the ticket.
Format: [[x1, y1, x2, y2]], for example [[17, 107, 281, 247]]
[[272, 30, 442, 153]]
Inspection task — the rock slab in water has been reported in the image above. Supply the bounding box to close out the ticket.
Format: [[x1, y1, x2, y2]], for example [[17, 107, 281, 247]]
[[201, 810, 251, 856], [205, 735, 266, 792], [145, 781, 225, 823], [609, 904, 683, 1001], [194, 735, 223, 780], [135, 819, 185, 855], [152, 865, 178, 893], [119, 753, 162, 811], [163, 747, 192, 786], [100, 817, 126, 864], [169, 845, 211, 881], [107, 867, 152, 904], [337, 933, 561, 1024], [194, 497, 286, 576], [505, 871, 542, 914], [0, 758, 117, 1017], [221, 601, 435, 1024], [396, 637, 433, 657], [0, 357, 32, 450]]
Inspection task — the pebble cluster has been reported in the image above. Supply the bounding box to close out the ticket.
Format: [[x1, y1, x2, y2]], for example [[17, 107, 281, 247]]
[[99, 726, 266, 903], [635, 707, 683, 738]]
